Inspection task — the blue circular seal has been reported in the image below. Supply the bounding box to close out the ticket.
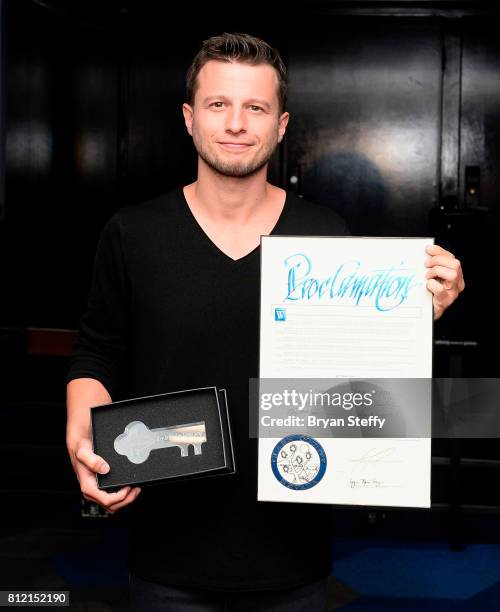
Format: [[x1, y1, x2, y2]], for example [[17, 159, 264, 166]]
[[271, 434, 327, 490]]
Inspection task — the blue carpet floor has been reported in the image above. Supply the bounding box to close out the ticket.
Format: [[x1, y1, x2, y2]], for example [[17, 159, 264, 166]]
[[332, 538, 500, 610], [42, 530, 500, 610]]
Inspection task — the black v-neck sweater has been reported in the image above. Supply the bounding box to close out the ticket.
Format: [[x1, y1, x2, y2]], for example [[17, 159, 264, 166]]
[[66, 187, 349, 591]]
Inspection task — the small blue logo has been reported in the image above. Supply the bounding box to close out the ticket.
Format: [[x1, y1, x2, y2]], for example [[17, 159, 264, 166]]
[[274, 308, 286, 321], [271, 434, 327, 490]]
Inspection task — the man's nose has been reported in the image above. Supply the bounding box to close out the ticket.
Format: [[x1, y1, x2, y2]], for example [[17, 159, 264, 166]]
[[225, 107, 246, 133]]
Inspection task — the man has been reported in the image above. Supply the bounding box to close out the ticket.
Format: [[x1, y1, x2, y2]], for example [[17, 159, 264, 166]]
[[66, 32, 464, 611]]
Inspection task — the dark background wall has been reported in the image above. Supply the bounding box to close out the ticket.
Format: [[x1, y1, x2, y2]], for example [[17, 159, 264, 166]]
[[0, 0, 499, 540]]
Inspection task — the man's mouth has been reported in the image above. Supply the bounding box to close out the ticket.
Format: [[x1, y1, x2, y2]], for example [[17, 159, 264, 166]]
[[217, 142, 253, 151]]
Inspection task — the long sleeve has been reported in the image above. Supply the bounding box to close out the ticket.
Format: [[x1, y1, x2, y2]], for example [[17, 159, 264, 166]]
[[65, 212, 131, 401]]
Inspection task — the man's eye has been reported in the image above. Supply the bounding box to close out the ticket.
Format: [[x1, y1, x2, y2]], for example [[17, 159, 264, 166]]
[[249, 105, 263, 112], [210, 102, 224, 108]]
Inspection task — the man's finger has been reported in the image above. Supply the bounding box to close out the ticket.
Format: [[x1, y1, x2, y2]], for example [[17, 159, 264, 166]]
[[425, 266, 459, 283], [427, 278, 447, 298], [425, 255, 461, 270], [107, 487, 142, 514], [76, 444, 110, 474], [91, 486, 132, 509], [425, 244, 453, 258], [427, 278, 450, 320], [79, 469, 131, 507]]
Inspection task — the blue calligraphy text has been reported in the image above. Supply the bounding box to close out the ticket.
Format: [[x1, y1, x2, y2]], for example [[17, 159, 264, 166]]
[[284, 253, 419, 311]]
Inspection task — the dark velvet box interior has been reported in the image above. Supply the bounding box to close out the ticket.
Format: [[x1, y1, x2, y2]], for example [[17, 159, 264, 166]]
[[91, 386, 235, 491]]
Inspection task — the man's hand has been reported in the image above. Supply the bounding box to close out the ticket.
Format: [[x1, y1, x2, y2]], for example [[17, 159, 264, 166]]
[[66, 378, 142, 514], [67, 434, 141, 514], [425, 244, 465, 321]]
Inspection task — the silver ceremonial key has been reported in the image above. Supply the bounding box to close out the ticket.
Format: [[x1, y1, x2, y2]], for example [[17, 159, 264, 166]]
[[113, 420, 207, 464]]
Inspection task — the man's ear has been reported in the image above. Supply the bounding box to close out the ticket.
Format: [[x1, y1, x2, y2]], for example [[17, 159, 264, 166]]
[[182, 103, 194, 136], [277, 111, 290, 143]]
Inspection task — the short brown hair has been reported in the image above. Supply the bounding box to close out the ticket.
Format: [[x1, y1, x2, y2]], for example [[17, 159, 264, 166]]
[[186, 32, 288, 113]]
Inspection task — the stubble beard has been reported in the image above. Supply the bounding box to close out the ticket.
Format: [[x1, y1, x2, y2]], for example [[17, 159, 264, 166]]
[[192, 130, 278, 178]]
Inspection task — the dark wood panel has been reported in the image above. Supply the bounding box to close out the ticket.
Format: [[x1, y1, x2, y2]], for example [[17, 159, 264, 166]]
[[461, 18, 500, 211], [286, 17, 443, 236]]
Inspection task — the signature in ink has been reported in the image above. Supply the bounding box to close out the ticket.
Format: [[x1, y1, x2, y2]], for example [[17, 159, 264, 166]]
[[349, 447, 401, 488]]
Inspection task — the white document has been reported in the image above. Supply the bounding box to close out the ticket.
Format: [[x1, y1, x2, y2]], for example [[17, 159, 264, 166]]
[[257, 236, 433, 508]]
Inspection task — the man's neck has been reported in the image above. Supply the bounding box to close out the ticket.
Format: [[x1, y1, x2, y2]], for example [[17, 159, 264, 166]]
[[182, 164, 286, 261], [185, 163, 278, 224]]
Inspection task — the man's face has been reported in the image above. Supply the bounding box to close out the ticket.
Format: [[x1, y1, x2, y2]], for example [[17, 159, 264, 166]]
[[183, 60, 289, 178]]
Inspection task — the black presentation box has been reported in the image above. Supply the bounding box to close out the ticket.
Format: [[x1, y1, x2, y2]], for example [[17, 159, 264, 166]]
[[90, 386, 236, 491]]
